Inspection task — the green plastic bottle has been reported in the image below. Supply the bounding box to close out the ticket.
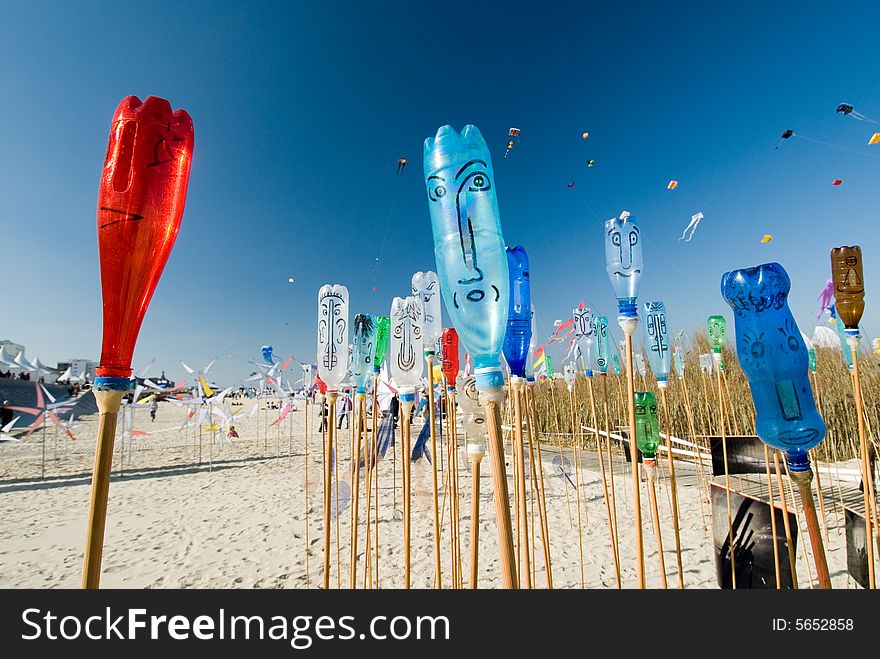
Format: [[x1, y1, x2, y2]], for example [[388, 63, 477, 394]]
[[634, 391, 660, 460], [707, 314, 726, 369], [545, 355, 554, 379], [808, 347, 817, 374], [373, 315, 390, 373]]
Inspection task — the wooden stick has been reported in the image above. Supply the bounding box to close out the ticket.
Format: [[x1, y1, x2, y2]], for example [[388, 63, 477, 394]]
[[322, 392, 337, 589], [402, 401, 413, 589], [426, 356, 443, 589], [773, 451, 798, 589], [658, 386, 684, 589], [715, 361, 736, 589], [849, 340, 876, 588], [789, 467, 831, 588], [484, 394, 518, 588], [588, 376, 620, 587], [621, 323, 645, 588], [82, 387, 126, 589], [372, 374, 380, 588], [305, 395, 311, 588], [763, 445, 782, 589], [644, 461, 668, 588], [350, 394, 363, 589], [600, 374, 621, 586], [335, 397, 341, 590], [363, 396, 372, 590], [526, 383, 553, 588], [567, 386, 585, 589], [678, 374, 709, 532], [451, 390, 463, 588], [469, 446, 484, 588], [513, 379, 532, 588]]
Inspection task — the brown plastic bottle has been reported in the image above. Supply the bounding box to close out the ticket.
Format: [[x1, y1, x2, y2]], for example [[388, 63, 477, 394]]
[[830, 245, 865, 329]]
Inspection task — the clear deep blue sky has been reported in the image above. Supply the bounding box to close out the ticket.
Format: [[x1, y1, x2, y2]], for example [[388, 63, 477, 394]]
[[2, 1, 879, 385]]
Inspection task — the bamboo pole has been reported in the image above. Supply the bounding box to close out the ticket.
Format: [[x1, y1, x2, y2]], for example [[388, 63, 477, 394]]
[[513, 378, 532, 588], [588, 376, 621, 587], [401, 398, 413, 589], [426, 356, 443, 589], [567, 385, 585, 589], [468, 443, 484, 589], [526, 382, 553, 588], [789, 467, 832, 588], [349, 393, 363, 589], [848, 337, 876, 588], [81, 387, 126, 589], [763, 445, 782, 589], [644, 460, 668, 588], [484, 392, 518, 588], [600, 374, 621, 584], [773, 452, 798, 589], [322, 392, 338, 589], [372, 374, 380, 588], [305, 395, 311, 588], [715, 359, 736, 589], [621, 321, 645, 588], [658, 386, 684, 588], [363, 395, 372, 590]]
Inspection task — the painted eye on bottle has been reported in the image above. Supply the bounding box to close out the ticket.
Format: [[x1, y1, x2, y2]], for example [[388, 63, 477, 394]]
[[629, 230, 639, 247], [611, 233, 621, 247], [467, 172, 491, 193]]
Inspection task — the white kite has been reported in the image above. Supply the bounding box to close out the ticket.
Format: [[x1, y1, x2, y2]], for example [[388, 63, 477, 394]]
[[679, 211, 704, 242]]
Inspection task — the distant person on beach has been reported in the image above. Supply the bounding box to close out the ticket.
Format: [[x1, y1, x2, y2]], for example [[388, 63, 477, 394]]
[[150, 401, 158, 422], [337, 392, 351, 429], [1, 401, 12, 428]]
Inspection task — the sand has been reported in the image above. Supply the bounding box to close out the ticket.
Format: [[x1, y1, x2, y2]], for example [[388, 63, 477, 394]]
[[0, 398, 856, 589]]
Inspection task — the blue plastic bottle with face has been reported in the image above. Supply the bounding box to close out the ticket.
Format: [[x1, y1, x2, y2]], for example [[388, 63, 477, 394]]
[[503, 245, 531, 378], [604, 213, 643, 318], [642, 301, 670, 387], [593, 314, 610, 374], [720, 262, 826, 471], [424, 125, 510, 390]]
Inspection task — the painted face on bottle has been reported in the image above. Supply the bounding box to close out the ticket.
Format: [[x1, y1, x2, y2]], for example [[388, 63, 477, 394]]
[[707, 315, 726, 353], [593, 315, 609, 372], [830, 246, 865, 329], [573, 306, 594, 342], [644, 302, 669, 368], [424, 125, 509, 362], [317, 284, 349, 387], [721, 262, 826, 458], [411, 271, 442, 346], [604, 216, 642, 303], [351, 314, 375, 391], [390, 296, 424, 387]]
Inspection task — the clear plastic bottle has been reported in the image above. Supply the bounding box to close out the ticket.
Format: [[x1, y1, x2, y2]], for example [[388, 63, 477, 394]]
[[503, 245, 531, 378], [604, 213, 643, 318], [389, 296, 424, 403], [642, 301, 670, 386], [424, 125, 509, 390], [317, 284, 349, 389], [351, 313, 375, 394], [720, 262, 826, 470], [411, 271, 442, 353]]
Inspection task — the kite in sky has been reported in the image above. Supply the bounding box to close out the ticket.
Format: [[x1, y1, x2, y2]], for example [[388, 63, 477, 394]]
[[504, 127, 521, 158], [396, 157, 407, 174], [761, 234, 773, 243], [816, 279, 834, 319], [870, 133, 880, 145], [582, 132, 589, 140], [587, 159, 596, 167], [775, 129, 794, 149], [832, 179, 843, 186], [678, 211, 704, 242], [836, 102, 877, 124], [667, 180, 678, 190]]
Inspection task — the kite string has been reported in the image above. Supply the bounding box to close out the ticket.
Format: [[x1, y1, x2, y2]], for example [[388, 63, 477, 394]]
[[794, 134, 880, 160], [369, 180, 401, 297]]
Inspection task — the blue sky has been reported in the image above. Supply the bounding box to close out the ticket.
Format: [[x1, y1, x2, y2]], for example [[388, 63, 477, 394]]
[[2, 1, 879, 385]]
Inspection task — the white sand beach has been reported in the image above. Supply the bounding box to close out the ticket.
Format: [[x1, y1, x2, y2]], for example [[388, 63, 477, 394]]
[[0, 399, 855, 589]]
